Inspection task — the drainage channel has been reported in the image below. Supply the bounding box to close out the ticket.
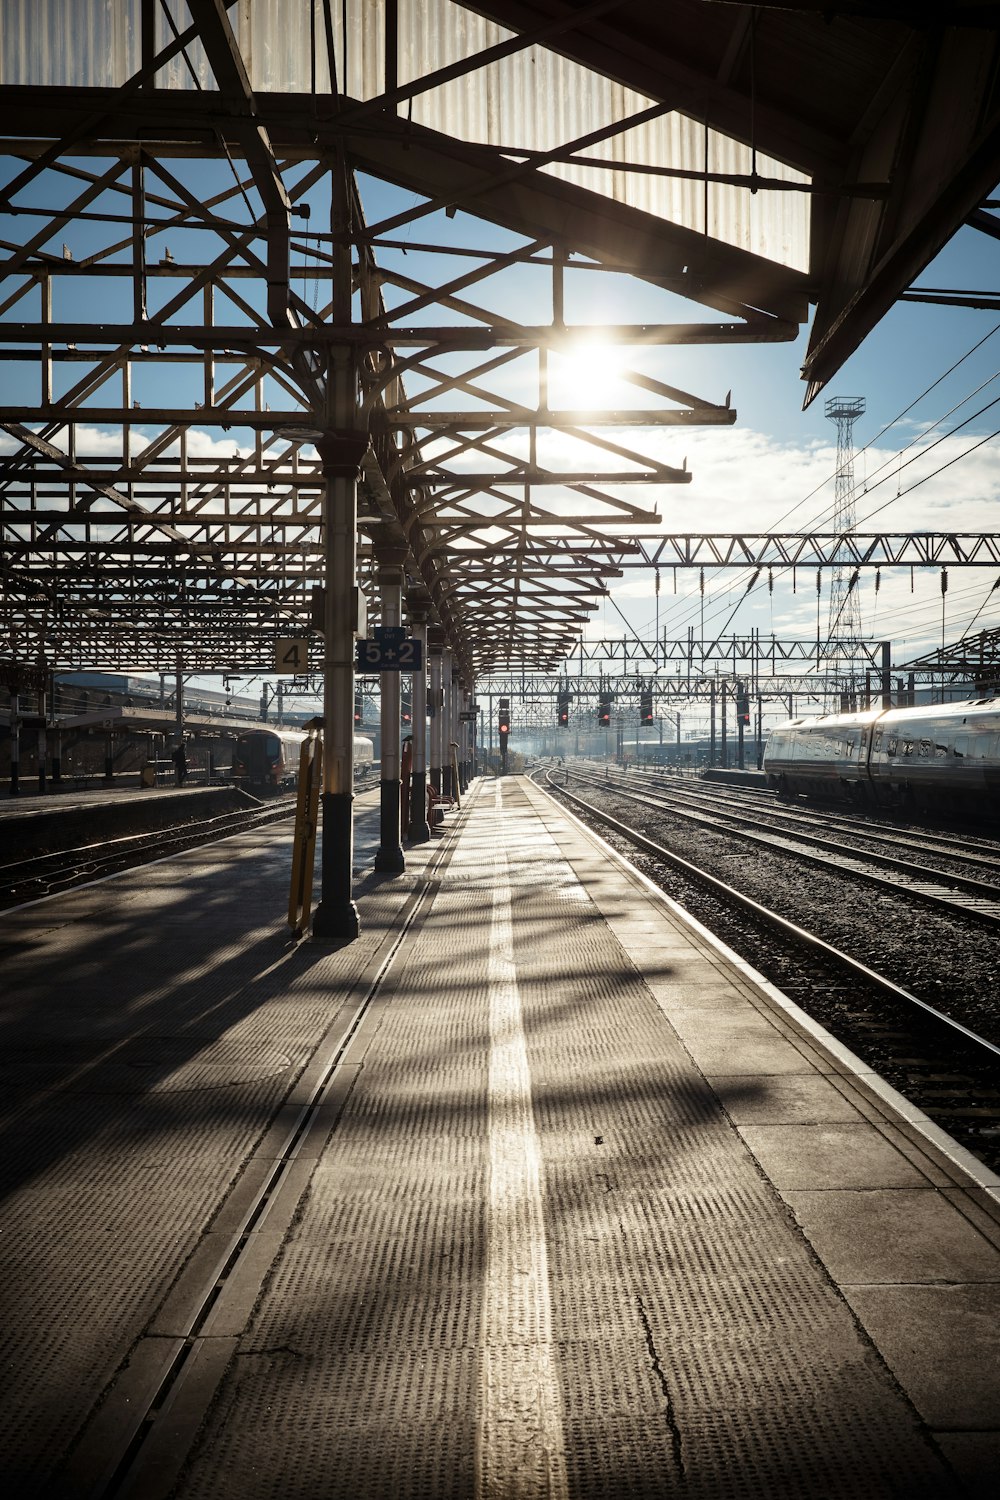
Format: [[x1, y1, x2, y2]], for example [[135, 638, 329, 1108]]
[[55, 794, 475, 1500]]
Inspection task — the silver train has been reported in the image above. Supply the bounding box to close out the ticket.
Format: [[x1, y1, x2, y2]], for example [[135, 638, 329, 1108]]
[[763, 697, 1000, 818]]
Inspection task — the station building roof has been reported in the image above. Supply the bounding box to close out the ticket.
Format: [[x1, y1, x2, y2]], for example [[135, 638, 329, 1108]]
[[1, 2, 998, 680]]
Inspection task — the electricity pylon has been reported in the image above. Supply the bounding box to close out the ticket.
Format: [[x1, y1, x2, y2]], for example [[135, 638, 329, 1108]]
[[824, 396, 866, 656]]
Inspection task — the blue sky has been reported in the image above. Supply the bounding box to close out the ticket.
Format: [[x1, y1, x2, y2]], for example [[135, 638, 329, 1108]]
[[3, 152, 998, 722]]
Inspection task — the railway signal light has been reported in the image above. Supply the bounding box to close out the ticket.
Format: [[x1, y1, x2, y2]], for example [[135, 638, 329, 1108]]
[[354, 692, 363, 727], [401, 694, 412, 725], [598, 691, 612, 727], [640, 688, 653, 727], [557, 689, 570, 727], [736, 683, 750, 726]]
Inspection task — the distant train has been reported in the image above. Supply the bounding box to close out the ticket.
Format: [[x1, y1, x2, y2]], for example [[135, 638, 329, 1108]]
[[763, 697, 1000, 818], [233, 727, 375, 791]]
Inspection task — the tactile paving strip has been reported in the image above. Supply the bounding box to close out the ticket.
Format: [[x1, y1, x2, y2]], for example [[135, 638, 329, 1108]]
[[176, 782, 959, 1499]]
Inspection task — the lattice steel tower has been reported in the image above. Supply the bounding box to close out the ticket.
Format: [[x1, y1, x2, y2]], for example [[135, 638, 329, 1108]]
[[824, 395, 866, 651]]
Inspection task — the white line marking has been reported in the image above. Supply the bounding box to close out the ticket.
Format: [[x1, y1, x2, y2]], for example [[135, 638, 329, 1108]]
[[477, 780, 568, 1500]]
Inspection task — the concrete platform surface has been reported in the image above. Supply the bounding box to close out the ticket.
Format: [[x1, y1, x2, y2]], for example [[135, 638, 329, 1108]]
[[0, 775, 997, 1498]]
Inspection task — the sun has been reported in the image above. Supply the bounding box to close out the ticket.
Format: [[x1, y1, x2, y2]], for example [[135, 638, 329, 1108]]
[[548, 337, 633, 413]]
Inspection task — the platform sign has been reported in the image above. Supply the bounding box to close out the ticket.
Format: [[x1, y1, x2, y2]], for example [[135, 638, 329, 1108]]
[[355, 636, 423, 671], [275, 637, 309, 672], [459, 711, 477, 721]]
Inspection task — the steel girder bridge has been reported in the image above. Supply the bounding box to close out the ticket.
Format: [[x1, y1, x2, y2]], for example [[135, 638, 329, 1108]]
[[3, 1, 1000, 932]]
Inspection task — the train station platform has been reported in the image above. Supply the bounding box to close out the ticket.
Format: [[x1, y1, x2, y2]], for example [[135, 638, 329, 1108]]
[[1, 775, 998, 1498]]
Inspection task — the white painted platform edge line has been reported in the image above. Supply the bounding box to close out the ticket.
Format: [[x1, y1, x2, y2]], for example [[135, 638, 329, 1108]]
[[526, 776, 1000, 1199], [476, 778, 569, 1500]]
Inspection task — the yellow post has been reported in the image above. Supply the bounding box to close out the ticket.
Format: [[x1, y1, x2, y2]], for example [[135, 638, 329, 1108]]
[[450, 743, 461, 809], [288, 728, 323, 935]]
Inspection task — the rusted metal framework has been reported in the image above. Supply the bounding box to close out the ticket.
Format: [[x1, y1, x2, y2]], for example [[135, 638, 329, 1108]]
[[2, 0, 999, 682]]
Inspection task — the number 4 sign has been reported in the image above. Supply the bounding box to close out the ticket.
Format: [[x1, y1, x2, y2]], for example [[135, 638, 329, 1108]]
[[276, 637, 309, 671]]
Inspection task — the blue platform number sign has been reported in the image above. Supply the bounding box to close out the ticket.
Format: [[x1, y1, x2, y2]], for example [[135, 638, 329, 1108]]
[[355, 627, 423, 672]]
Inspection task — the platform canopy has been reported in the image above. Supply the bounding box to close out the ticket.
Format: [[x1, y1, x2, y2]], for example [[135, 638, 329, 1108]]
[[1, 1, 998, 681]]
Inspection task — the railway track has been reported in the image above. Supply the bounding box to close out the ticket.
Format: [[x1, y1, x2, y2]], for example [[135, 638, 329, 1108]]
[[0, 796, 298, 908], [571, 765, 1000, 926], [639, 767, 1000, 867], [538, 768, 1000, 1172]]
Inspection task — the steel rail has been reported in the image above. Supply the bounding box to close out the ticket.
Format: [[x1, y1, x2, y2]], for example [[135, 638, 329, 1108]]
[[0, 798, 297, 907], [575, 768, 1000, 919], [539, 769, 1000, 1063], [658, 772, 1000, 867]]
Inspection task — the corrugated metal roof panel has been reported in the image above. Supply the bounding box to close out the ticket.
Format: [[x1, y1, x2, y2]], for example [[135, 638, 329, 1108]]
[[397, 1, 809, 271], [0, 0, 810, 272]]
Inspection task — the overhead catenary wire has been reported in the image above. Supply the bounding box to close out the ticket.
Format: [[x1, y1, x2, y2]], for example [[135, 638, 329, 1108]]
[[624, 373, 1000, 652]]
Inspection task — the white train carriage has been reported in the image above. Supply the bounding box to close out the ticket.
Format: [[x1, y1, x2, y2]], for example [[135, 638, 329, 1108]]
[[762, 708, 881, 803], [763, 698, 1000, 817]]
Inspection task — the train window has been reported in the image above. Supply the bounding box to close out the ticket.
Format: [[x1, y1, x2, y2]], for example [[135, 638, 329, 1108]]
[[935, 742, 949, 758], [846, 739, 855, 757], [886, 736, 897, 756], [953, 736, 968, 759], [901, 739, 914, 757], [918, 739, 932, 758], [872, 730, 882, 751]]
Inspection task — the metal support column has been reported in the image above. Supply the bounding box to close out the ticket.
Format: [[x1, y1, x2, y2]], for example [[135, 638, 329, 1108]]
[[881, 640, 892, 709], [37, 690, 47, 794], [460, 683, 471, 790], [448, 668, 458, 796], [312, 151, 365, 942], [174, 657, 185, 785], [721, 683, 728, 768], [428, 628, 444, 796], [9, 692, 19, 796], [709, 683, 716, 767], [407, 598, 430, 843], [375, 549, 405, 873], [312, 432, 366, 941], [441, 651, 454, 797]]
